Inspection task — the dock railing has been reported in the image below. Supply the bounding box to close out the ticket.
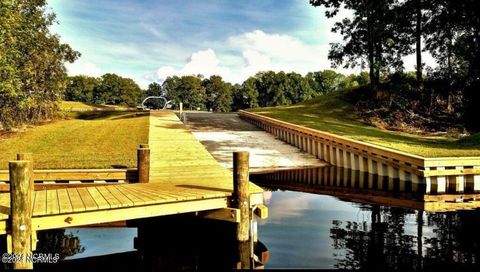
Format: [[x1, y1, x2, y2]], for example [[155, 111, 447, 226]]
[[0, 144, 151, 190], [239, 110, 480, 194]]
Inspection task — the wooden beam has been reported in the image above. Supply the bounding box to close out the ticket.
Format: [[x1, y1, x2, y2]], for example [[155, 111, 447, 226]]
[[254, 204, 268, 219], [30, 197, 228, 231], [424, 168, 480, 177], [197, 208, 240, 223], [0, 169, 137, 182]]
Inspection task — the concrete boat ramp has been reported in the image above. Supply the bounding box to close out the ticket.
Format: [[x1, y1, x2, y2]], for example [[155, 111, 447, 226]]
[[183, 112, 325, 172]]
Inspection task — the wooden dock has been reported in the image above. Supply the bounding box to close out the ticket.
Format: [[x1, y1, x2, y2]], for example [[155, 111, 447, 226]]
[[240, 110, 480, 195], [0, 111, 265, 269]]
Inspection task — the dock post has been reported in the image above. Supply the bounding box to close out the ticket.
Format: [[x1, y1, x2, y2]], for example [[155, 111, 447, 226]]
[[233, 151, 251, 269], [137, 144, 150, 183], [16, 153, 34, 194], [9, 160, 33, 269]]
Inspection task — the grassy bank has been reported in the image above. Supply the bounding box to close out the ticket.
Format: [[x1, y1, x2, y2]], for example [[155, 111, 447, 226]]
[[59, 101, 131, 111], [0, 111, 149, 169], [249, 91, 480, 157]]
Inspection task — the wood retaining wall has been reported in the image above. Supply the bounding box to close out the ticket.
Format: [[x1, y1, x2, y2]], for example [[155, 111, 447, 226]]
[[239, 110, 480, 195]]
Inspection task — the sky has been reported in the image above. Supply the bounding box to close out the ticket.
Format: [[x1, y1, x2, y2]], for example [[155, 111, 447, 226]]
[[48, 0, 430, 88]]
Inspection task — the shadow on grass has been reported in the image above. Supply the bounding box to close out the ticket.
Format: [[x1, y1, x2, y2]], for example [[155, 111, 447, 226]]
[[73, 111, 148, 120], [111, 164, 128, 169]]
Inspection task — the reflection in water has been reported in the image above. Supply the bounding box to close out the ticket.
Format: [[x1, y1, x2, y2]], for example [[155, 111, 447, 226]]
[[329, 208, 480, 271], [252, 167, 480, 270], [33, 215, 268, 271], [36, 229, 85, 260]]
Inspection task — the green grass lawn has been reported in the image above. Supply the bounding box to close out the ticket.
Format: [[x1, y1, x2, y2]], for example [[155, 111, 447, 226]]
[[59, 100, 130, 111], [249, 91, 480, 157], [0, 111, 149, 169]]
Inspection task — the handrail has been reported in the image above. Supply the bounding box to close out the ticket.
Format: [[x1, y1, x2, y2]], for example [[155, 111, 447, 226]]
[[0, 168, 138, 182]]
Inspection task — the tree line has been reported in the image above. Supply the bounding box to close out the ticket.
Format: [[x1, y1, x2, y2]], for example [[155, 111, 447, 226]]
[[65, 74, 142, 107], [140, 70, 369, 112], [65, 71, 369, 112], [309, 0, 480, 130]]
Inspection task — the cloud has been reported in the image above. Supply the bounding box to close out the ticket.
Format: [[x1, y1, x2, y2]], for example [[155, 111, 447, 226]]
[[156, 48, 235, 82], [155, 30, 333, 84], [66, 58, 102, 77]]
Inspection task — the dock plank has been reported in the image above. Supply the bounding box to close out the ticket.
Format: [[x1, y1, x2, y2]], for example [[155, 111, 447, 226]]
[[33, 190, 47, 216], [122, 185, 175, 203], [67, 188, 86, 212], [105, 186, 134, 207], [46, 189, 60, 215], [96, 186, 121, 208], [86, 187, 110, 209], [77, 187, 98, 210], [57, 189, 73, 214], [113, 185, 149, 205], [116, 185, 162, 204]]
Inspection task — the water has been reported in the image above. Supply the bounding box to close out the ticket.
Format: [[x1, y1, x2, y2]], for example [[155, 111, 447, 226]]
[[253, 167, 480, 270], [24, 167, 480, 270], [63, 228, 136, 260]]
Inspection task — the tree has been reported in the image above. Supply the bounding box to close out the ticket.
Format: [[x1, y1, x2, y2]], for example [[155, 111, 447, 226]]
[[64, 76, 99, 102], [319, 70, 347, 93], [163, 75, 206, 110], [414, 0, 424, 91], [0, 0, 79, 130], [232, 78, 259, 111], [255, 71, 290, 107], [285, 72, 314, 103], [144, 82, 164, 109], [202, 75, 233, 112], [310, 0, 412, 92], [94, 73, 142, 106], [305, 72, 323, 95]]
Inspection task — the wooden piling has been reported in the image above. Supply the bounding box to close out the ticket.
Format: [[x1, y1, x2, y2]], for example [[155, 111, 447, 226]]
[[16, 153, 34, 194], [9, 160, 33, 269], [233, 151, 251, 269], [137, 144, 150, 183]]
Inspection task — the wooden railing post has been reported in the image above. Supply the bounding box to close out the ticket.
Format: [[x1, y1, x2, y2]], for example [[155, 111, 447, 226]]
[[179, 102, 184, 121], [9, 160, 33, 269], [137, 144, 150, 183], [233, 151, 251, 269]]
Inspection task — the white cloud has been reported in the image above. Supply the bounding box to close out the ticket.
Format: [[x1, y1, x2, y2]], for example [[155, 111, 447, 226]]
[[66, 58, 102, 77], [229, 30, 336, 79], [156, 48, 235, 82], [155, 30, 334, 84]]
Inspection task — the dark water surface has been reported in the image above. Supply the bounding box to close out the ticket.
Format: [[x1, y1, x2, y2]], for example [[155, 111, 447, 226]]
[[25, 167, 480, 270]]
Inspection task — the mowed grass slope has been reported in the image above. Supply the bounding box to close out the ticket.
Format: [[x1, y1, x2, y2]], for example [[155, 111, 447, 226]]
[[249, 91, 480, 157], [59, 101, 130, 111], [0, 111, 149, 169]]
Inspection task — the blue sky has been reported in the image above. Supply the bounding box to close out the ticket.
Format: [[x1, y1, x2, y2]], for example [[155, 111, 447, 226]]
[[49, 0, 424, 88]]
